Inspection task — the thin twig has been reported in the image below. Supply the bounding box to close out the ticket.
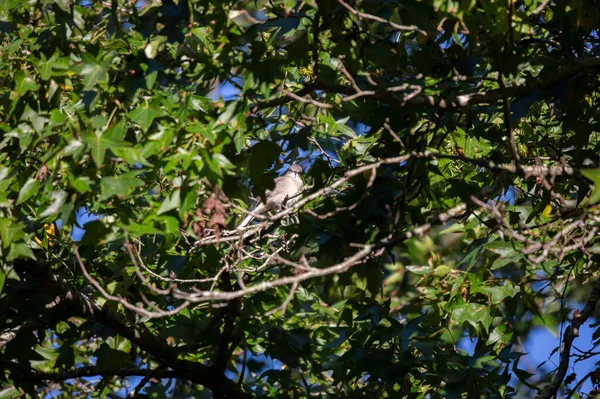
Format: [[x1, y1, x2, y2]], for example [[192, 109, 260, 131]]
[[282, 90, 333, 109], [253, 57, 600, 111], [337, 0, 427, 36], [73, 246, 190, 319], [383, 118, 405, 149], [532, 0, 551, 15], [196, 151, 576, 246], [132, 239, 215, 284], [498, 74, 520, 168], [171, 245, 373, 303], [265, 281, 299, 316]]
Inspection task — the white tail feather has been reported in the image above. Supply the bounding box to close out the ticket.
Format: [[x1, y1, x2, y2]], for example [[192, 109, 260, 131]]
[[237, 203, 267, 228]]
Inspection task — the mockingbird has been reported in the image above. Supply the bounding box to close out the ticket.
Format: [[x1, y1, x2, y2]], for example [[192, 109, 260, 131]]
[[238, 164, 304, 228]]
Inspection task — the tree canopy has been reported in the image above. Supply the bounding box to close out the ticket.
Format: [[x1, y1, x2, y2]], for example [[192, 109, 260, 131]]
[[2, 0, 600, 397]]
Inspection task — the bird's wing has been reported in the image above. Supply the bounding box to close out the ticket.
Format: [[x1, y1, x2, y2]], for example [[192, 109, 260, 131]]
[[272, 175, 288, 187]]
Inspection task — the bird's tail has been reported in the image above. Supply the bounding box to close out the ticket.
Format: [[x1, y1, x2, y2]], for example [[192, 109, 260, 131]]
[[237, 203, 267, 228]]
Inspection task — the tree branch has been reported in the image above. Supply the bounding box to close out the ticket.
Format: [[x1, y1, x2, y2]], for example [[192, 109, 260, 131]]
[[1, 362, 178, 383], [253, 57, 600, 111], [498, 73, 521, 168], [12, 260, 249, 399], [336, 0, 427, 36], [539, 278, 600, 399]]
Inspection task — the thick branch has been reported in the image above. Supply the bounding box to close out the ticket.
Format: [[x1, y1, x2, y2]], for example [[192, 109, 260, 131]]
[[13, 260, 248, 399]]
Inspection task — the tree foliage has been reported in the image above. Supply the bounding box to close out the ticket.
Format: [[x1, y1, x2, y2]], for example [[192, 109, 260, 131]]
[[1, 0, 600, 397]]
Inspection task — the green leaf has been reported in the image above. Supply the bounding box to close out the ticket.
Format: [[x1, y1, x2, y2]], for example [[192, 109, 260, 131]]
[[126, 221, 161, 236], [159, 215, 180, 235], [0, 219, 25, 249], [80, 60, 109, 90], [14, 71, 39, 95], [473, 282, 520, 304], [0, 267, 5, 295], [405, 265, 433, 275], [63, 139, 86, 157], [79, 220, 111, 246], [157, 189, 181, 215], [485, 240, 519, 258], [452, 301, 493, 332], [17, 178, 39, 204], [54, 0, 70, 11], [144, 40, 161, 59], [20, 107, 48, 133], [471, 354, 497, 369], [0, 387, 21, 399], [459, 239, 487, 270], [7, 243, 36, 261], [212, 153, 235, 171], [100, 172, 145, 200], [129, 101, 165, 132], [351, 272, 367, 291], [462, 129, 492, 157], [581, 168, 600, 204], [94, 343, 131, 371], [513, 367, 535, 384], [433, 265, 453, 277], [319, 114, 357, 137], [83, 127, 129, 168], [216, 101, 238, 126], [47, 79, 59, 102], [106, 280, 118, 294], [68, 173, 92, 194], [145, 70, 158, 89], [491, 253, 523, 270], [0, 165, 9, 181]]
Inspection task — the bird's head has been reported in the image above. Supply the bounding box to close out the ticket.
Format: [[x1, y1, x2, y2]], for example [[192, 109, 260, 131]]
[[287, 164, 303, 177]]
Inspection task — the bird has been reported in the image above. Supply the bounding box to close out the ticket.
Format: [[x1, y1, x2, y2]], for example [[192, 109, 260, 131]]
[[237, 164, 304, 228]]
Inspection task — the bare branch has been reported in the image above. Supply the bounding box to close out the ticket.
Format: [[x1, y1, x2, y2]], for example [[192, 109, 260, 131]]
[[0, 326, 22, 350], [307, 167, 377, 219], [178, 176, 508, 304], [498, 73, 521, 168], [265, 281, 299, 316], [565, 370, 595, 399], [73, 246, 190, 319], [532, 0, 551, 15], [272, 254, 317, 272], [337, 0, 427, 36], [172, 245, 374, 303], [10, 259, 249, 399], [253, 57, 600, 111], [197, 150, 576, 247], [309, 136, 340, 167], [383, 118, 406, 149], [282, 90, 333, 109], [132, 238, 216, 284]]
